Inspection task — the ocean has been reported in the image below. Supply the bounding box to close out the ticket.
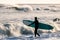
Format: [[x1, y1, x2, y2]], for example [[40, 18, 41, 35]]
[[0, 4, 60, 40]]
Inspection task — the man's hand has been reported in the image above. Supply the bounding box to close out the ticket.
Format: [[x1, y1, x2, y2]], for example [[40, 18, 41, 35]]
[[28, 22, 35, 26]]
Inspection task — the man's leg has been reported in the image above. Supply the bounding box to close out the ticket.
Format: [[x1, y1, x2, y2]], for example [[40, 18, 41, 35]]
[[37, 33, 40, 36], [34, 29, 37, 37]]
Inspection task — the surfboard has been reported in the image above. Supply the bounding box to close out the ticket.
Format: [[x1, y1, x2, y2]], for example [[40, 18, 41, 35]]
[[23, 20, 54, 30]]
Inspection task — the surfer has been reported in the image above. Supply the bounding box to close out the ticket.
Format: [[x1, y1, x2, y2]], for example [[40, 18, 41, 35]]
[[28, 17, 40, 37]]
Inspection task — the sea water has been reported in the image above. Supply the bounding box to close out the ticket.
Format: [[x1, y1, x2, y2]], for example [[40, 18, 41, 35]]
[[0, 4, 60, 40]]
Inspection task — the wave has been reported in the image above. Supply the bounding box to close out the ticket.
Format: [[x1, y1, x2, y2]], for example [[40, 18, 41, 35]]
[[0, 4, 60, 38], [0, 20, 59, 37], [0, 4, 60, 13]]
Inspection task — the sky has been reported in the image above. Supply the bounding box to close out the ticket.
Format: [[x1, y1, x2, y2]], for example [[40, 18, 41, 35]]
[[0, 0, 60, 5]]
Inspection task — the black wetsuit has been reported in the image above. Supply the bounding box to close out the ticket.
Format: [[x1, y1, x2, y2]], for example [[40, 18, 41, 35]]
[[28, 17, 40, 37], [34, 20, 40, 37]]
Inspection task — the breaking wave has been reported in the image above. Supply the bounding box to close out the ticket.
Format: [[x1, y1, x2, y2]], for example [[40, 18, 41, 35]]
[[0, 20, 59, 37], [0, 4, 60, 40]]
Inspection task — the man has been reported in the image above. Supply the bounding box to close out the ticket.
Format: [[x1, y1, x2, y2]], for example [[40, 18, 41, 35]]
[[28, 17, 40, 37]]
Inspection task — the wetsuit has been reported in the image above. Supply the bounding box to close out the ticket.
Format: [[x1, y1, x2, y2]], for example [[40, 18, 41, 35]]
[[34, 20, 40, 37]]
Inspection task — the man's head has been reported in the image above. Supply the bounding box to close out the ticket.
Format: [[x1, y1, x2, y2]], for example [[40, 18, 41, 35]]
[[35, 17, 37, 20]]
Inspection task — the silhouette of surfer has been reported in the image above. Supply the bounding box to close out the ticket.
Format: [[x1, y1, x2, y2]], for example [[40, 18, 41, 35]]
[[28, 17, 40, 37]]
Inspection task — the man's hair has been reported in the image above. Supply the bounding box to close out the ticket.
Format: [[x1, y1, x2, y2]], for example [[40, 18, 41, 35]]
[[35, 17, 37, 19]]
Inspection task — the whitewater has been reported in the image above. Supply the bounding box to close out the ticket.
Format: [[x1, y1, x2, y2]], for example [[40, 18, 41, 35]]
[[0, 4, 60, 40]]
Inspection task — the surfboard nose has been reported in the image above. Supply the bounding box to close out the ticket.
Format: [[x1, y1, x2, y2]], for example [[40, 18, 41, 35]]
[[47, 24, 54, 30]]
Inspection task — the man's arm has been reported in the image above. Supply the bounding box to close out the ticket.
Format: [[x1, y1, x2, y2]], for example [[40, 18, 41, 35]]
[[28, 22, 35, 26]]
